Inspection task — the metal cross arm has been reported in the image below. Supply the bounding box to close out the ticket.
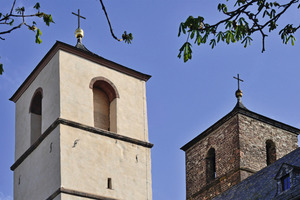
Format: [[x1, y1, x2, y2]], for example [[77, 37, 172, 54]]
[[233, 74, 244, 90], [72, 9, 86, 28]]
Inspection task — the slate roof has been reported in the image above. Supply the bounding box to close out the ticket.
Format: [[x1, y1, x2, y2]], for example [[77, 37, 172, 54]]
[[213, 147, 300, 200]]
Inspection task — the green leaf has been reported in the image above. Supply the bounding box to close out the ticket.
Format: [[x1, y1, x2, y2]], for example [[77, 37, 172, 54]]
[[15, 7, 25, 14], [182, 24, 186, 34], [225, 21, 232, 29], [0, 63, 3, 75], [201, 33, 208, 43], [35, 29, 42, 44], [34, 3, 40, 10], [190, 30, 195, 39], [178, 43, 185, 59], [178, 42, 192, 62], [122, 31, 133, 44], [225, 31, 233, 44], [209, 39, 216, 48], [9, 19, 14, 26], [178, 24, 182, 37], [184, 42, 192, 62], [241, 36, 253, 48], [263, 10, 269, 18], [231, 32, 235, 43], [216, 32, 223, 42], [196, 32, 202, 45], [37, 28, 42, 36], [291, 36, 295, 46], [43, 14, 54, 26]]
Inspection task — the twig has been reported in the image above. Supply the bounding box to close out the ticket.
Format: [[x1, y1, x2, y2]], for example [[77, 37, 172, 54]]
[[99, 0, 123, 41]]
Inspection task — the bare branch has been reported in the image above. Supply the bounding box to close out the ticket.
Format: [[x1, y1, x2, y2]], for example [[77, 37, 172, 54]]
[[10, 0, 17, 15], [0, 23, 23, 35], [99, 0, 123, 41]]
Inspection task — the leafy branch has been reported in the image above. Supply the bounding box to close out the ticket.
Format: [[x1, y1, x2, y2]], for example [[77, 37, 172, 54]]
[[99, 0, 133, 44], [0, 0, 54, 74], [178, 0, 300, 62]]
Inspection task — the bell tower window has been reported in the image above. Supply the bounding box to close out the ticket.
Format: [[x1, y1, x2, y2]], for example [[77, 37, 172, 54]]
[[90, 77, 119, 132], [206, 148, 216, 183], [29, 88, 43, 145], [266, 140, 276, 165]]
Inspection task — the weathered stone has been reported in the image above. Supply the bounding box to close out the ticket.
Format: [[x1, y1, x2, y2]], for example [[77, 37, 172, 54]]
[[182, 104, 299, 200]]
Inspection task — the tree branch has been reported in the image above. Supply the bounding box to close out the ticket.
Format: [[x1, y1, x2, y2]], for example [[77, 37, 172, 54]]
[[0, 23, 23, 35], [99, 0, 123, 41], [178, 0, 300, 62]]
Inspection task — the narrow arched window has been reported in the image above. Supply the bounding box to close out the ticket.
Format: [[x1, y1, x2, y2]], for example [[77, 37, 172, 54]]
[[266, 140, 276, 165], [93, 86, 110, 130], [91, 77, 119, 132], [29, 89, 43, 145], [206, 148, 216, 183]]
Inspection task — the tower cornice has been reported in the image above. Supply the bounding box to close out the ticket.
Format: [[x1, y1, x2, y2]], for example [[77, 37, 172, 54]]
[[10, 41, 151, 103], [181, 105, 300, 151]]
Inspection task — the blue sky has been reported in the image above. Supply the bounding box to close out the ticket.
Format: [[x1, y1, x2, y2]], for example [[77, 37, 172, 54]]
[[1, 0, 300, 199]]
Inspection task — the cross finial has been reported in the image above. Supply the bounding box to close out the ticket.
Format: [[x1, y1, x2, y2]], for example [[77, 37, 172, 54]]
[[72, 9, 86, 42], [233, 74, 244, 90], [72, 9, 86, 29], [233, 74, 244, 100]]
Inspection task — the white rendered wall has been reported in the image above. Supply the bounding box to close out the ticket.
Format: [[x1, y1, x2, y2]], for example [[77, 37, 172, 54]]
[[59, 50, 149, 142], [60, 125, 152, 200], [14, 52, 60, 160], [13, 127, 61, 200], [13, 48, 152, 200]]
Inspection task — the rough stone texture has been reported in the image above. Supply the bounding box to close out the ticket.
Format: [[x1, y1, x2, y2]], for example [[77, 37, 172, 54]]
[[212, 148, 300, 200], [184, 111, 299, 200], [185, 116, 240, 200], [239, 114, 298, 177]]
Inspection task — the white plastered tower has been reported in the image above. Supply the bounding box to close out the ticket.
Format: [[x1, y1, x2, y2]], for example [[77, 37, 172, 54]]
[[10, 29, 153, 200]]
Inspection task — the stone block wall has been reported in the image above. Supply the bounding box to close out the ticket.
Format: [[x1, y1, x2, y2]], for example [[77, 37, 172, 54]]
[[185, 116, 240, 200], [184, 112, 299, 200], [238, 114, 299, 180], [190, 169, 240, 200]]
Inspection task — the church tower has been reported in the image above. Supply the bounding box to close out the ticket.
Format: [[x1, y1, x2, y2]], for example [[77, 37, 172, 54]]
[[181, 75, 299, 200], [10, 13, 153, 200]]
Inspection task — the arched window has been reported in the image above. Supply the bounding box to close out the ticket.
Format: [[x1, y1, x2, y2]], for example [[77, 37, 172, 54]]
[[90, 77, 119, 132], [206, 148, 216, 183], [266, 140, 276, 165], [29, 88, 43, 145]]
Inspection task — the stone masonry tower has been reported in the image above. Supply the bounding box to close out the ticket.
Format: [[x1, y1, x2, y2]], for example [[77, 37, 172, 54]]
[[10, 22, 153, 200], [181, 76, 299, 200]]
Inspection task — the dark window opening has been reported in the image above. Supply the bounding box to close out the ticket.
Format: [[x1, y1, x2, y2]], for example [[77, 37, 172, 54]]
[[206, 148, 216, 183], [30, 89, 43, 145], [107, 178, 112, 189], [266, 140, 276, 165], [281, 175, 291, 191]]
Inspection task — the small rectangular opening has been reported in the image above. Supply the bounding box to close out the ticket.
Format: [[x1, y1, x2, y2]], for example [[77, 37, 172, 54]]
[[281, 175, 291, 191], [107, 178, 112, 189]]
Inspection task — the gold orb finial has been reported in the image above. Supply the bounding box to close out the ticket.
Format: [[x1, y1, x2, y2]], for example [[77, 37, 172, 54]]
[[75, 27, 84, 39], [235, 89, 243, 99]]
